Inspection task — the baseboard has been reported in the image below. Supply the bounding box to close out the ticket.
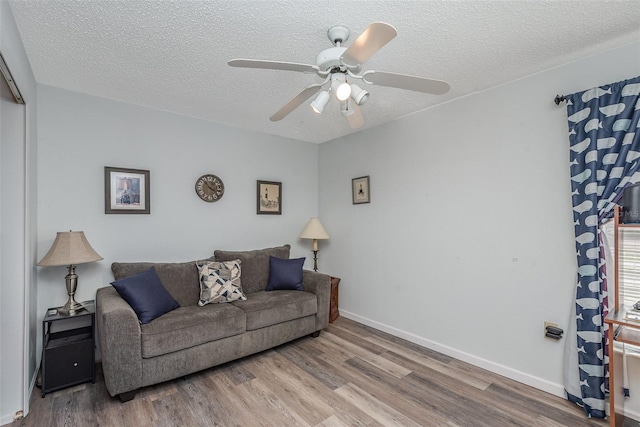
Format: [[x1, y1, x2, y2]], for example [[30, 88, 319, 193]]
[[340, 310, 565, 398], [625, 408, 640, 423]]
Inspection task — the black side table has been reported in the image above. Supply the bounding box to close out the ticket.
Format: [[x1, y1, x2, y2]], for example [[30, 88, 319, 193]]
[[41, 300, 96, 397]]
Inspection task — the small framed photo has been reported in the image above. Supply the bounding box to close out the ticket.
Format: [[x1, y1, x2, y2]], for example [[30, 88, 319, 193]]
[[105, 166, 150, 214], [257, 180, 282, 215], [352, 176, 370, 204]]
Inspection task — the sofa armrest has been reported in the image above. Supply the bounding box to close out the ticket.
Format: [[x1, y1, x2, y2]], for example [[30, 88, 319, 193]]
[[303, 270, 331, 331], [96, 286, 142, 397]]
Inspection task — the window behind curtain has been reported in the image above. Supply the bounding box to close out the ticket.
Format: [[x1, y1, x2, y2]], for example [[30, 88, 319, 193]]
[[602, 220, 640, 308]]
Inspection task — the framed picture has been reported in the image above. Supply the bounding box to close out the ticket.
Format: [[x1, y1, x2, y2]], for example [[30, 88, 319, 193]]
[[105, 166, 150, 214], [257, 180, 282, 215], [352, 175, 370, 204]]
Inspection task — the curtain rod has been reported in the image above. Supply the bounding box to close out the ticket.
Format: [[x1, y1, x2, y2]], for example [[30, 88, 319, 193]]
[[554, 95, 566, 105]]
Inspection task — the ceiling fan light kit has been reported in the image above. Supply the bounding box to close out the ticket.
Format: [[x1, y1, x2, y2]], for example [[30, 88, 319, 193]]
[[331, 73, 351, 101], [229, 22, 450, 129], [310, 90, 331, 114], [350, 84, 369, 105]]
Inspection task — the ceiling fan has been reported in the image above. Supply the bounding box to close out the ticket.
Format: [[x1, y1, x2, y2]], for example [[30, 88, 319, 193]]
[[228, 22, 450, 129]]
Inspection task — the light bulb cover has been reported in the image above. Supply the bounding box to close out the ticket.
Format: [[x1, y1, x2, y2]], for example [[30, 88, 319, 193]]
[[331, 73, 351, 101], [310, 91, 330, 114], [350, 84, 369, 105], [335, 82, 351, 101]]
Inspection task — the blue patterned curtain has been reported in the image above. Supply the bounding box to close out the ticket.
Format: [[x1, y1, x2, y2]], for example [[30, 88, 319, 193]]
[[565, 76, 640, 418]]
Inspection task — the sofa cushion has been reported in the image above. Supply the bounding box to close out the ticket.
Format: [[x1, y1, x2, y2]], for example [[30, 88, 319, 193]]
[[111, 267, 180, 324], [140, 304, 246, 358], [112, 258, 213, 307], [231, 290, 317, 331], [267, 256, 305, 291], [214, 245, 290, 294], [197, 260, 247, 305]]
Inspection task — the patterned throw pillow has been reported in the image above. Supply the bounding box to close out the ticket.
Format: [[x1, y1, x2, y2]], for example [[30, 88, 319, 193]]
[[197, 260, 247, 306]]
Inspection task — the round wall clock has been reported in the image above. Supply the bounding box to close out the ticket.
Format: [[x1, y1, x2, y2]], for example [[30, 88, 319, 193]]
[[195, 174, 225, 202]]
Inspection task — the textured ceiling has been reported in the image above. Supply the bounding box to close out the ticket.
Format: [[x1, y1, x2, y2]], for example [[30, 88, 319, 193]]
[[8, 0, 640, 143]]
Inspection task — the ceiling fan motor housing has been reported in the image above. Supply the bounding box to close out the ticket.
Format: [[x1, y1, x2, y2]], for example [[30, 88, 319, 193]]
[[316, 47, 345, 71], [315, 47, 361, 74]]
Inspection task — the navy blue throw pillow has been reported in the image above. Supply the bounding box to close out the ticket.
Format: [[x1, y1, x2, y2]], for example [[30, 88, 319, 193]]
[[267, 256, 305, 291], [111, 267, 180, 324]]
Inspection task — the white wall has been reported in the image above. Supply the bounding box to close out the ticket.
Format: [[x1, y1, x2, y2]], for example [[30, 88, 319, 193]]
[[0, 2, 37, 425], [36, 85, 320, 362], [318, 42, 640, 396]]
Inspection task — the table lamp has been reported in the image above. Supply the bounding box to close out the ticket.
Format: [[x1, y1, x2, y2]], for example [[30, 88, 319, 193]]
[[299, 218, 329, 271], [37, 231, 103, 315]]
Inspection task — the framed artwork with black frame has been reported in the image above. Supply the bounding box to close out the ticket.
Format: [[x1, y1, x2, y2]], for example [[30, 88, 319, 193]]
[[257, 180, 282, 215], [352, 175, 370, 204], [104, 166, 150, 214]]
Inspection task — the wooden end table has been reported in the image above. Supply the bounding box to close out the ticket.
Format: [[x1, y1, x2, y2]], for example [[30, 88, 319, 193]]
[[330, 277, 340, 323]]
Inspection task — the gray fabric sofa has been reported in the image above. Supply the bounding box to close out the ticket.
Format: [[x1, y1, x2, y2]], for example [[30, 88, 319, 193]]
[[95, 245, 330, 402]]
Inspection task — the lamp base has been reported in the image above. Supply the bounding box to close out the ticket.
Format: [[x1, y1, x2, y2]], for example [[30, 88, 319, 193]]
[[312, 250, 319, 272], [58, 265, 86, 316], [58, 298, 86, 316]]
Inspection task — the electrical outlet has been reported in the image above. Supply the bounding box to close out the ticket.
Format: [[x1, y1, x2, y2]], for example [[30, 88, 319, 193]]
[[544, 321, 559, 336]]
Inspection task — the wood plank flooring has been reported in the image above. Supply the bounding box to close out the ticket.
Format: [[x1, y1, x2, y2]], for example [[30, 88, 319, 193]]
[[11, 317, 606, 426]]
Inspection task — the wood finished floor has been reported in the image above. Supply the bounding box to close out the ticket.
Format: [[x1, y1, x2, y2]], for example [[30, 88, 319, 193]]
[[13, 317, 605, 427]]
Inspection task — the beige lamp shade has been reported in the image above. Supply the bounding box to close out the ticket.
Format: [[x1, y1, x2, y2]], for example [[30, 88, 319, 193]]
[[37, 231, 103, 266], [299, 218, 330, 240]]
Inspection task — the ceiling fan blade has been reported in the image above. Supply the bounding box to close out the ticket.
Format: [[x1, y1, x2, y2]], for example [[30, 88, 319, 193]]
[[341, 22, 397, 66], [228, 59, 319, 74], [270, 85, 323, 122], [346, 102, 364, 129], [363, 70, 450, 95]]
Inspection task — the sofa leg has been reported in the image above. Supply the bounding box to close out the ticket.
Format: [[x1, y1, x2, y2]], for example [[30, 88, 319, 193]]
[[310, 331, 321, 338], [119, 390, 137, 403]]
